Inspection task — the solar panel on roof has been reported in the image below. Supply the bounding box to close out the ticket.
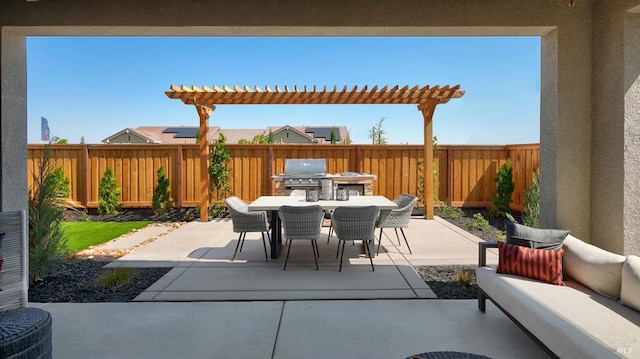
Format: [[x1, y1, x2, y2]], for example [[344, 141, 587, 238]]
[[305, 127, 341, 141], [163, 127, 199, 138]]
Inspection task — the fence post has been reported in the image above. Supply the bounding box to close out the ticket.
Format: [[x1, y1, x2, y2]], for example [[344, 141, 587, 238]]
[[447, 146, 453, 206], [176, 145, 183, 209], [82, 144, 90, 210]]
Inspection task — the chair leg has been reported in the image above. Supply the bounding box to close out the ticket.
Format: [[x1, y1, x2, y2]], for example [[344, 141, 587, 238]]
[[283, 239, 292, 270], [394, 228, 401, 246], [376, 228, 384, 254], [311, 239, 319, 270], [339, 240, 347, 272], [232, 232, 244, 261], [327, 223, 333, 244], [261, 232, 269, 261], [240, 232, 247, 251], [400, 228, 412, 254], [314, 238, 320, 258], [364, 239, 375, 271]]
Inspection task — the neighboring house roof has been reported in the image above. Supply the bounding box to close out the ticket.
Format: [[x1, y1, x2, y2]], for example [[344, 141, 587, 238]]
[[103, 125, 350, 144]]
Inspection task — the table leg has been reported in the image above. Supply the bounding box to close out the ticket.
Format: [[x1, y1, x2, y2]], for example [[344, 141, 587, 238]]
[[270, 210, 281, 258]]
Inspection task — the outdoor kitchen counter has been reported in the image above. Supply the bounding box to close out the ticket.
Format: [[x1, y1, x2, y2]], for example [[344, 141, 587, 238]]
[[271, 173, 376, 196]]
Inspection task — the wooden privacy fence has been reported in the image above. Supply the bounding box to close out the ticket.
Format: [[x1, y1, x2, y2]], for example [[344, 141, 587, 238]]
[[27, 143, 539, 212]]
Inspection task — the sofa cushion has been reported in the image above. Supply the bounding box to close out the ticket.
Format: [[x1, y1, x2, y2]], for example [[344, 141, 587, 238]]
[[477, 267, 640, 358], [620, 255, 640, 312], [562, 235, 627, 300], [505, 221, 569, 250], [496, 242, 564, 285]]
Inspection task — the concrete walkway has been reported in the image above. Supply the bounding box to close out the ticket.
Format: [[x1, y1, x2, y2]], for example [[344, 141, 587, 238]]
[[29, 216, 546, 359]]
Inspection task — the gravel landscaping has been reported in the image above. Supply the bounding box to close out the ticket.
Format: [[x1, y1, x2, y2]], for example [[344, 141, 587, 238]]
[[28, 207, 506, 303]]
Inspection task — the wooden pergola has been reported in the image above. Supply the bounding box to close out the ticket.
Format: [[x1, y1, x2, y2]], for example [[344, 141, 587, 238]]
[[165, 84, 465, 222]]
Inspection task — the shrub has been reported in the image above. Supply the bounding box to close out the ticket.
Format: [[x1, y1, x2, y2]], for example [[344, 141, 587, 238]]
[[468, 213, 490, 232], [209, 134, 232, 218], [522, 169, 540, 228], [98, 267, 134, 289], [454, 269, 476, 287], [28, 144, 70, 282], [438, 204, 461, 219], [489, 160, 515, 217], [98, 167, 121, 215], [152, 167, 173, 218]]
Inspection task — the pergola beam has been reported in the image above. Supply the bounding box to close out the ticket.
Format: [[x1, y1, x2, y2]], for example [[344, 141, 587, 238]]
[[166, 84, 464, 222]]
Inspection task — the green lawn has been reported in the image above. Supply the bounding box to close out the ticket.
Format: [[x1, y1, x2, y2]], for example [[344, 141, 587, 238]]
[[62, 221, 154, 253]]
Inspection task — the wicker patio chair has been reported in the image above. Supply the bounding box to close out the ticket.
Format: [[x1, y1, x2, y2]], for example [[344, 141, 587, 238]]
[[327, 190, 360, 243], [331, 206, 380, 272], [376, 193, 418, 254], [224, 196, 270, 261], [279, 205, 324, 270]]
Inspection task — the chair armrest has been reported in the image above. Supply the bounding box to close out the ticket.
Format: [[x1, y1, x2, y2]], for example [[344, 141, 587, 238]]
[[479, 241, 498, 267]]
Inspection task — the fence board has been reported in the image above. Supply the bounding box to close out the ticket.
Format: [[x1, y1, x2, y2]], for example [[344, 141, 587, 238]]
[[27, 143, 539, 212]]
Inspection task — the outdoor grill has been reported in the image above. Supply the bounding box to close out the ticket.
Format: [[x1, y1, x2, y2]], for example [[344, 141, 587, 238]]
[[283, 159, 327, 189], [272, 159, 377, 197]]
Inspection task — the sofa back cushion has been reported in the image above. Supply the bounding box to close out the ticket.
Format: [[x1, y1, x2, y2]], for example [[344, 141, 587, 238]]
[[563, 235, 626, 300], [620, 255, 640, 312], [505, 221, 569, 250], [496, 242, 565, 285]]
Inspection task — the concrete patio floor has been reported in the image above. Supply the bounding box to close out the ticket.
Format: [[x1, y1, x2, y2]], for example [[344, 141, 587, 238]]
[[30, 216, 550, 358], [104, 216, 499, 301]]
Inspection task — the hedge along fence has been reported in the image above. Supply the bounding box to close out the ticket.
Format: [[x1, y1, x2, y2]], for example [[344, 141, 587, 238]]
[[27, 143, 539, 212]]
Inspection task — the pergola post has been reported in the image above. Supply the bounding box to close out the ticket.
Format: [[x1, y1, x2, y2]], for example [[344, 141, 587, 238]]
[[195, 103, 214, 222], [418, 100, 438, 220]]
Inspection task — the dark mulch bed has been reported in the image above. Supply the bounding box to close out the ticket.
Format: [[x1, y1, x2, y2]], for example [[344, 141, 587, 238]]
[[63, 207, 199, 223], [28, 258, 171, 303]]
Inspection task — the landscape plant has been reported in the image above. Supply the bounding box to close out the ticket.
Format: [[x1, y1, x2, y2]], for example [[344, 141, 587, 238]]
[[98, 167, 121, 215], [437, 204, 461, 219], [209, 134, 232, 218], [152, 166, 173, 218], [416, 136, 441, 207], [28, 143, 70, 282], [369, 117, 388, 144], [468, 213, 490, 232], [454, 269, 476, 288], [522, 169, 540, 228], [489, 160, 514, 217], [98, 267, 134, 289]]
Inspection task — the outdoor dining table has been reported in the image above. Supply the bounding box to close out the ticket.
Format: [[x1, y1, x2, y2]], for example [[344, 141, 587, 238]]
[[247, 195, 398, 258]]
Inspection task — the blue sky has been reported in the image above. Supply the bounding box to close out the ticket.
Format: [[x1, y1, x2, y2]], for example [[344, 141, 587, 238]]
[[27, 36, 540, 144]]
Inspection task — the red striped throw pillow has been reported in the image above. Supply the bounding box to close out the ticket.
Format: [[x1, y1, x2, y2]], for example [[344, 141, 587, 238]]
[[497, 242, 565, 286]]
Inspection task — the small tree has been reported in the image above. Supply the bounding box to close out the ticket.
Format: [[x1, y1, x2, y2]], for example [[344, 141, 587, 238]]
[[522, 169, 540, 228], [489, 160, 515, 217], [98, 167, 121, 215], [152, 167, 173, 218], [209, 134, 232, 217], [369, 117, 388, 144], [267, 130, 275, 144], [330, 128, 338, 144], [28, 143, 70, 282]]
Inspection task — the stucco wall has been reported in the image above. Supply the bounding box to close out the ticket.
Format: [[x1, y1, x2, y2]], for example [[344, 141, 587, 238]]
[[0, 28, 27, 212], [274, 130, 314, 144], [591, 1, 640, 255], [2, 0, 638, 253]]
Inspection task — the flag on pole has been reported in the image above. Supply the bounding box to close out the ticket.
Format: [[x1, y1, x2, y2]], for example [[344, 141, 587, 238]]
[[41, 117, 50, 141]]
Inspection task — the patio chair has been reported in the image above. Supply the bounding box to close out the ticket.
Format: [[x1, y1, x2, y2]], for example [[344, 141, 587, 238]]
[[331, 206, 380, 272], [279, 205, 324, 270], [376, 193, 418, 255], [327, 189, 360, 243], [224, 196, 270, 261]]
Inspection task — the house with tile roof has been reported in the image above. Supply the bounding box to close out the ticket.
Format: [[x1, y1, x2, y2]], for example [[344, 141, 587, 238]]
[[102, 125, 350, 144]]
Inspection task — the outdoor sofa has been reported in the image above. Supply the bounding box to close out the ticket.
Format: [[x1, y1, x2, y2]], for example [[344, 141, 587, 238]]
[[476, 223, 640, 359]]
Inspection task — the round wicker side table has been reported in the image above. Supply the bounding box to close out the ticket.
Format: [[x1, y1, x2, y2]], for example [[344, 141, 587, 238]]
[[0, 307, 52, 359]]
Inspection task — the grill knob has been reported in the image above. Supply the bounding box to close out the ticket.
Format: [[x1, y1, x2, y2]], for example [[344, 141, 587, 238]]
[[298, 178, 303, 184]]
